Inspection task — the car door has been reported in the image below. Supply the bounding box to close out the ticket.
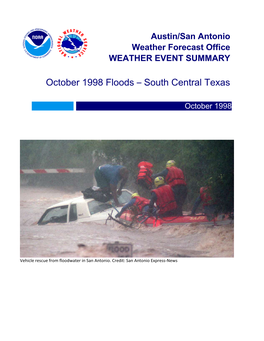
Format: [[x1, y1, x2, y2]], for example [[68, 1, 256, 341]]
[[38, 205, 69, 225], [86, 200, 113, 222]]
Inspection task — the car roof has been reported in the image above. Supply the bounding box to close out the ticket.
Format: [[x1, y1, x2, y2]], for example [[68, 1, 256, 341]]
[[47, 189, 132, 209], [48, 196, 92, 209]]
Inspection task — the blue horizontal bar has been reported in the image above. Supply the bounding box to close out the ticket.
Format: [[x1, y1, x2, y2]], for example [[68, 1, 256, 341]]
[[32, 102, 74, 111], [76, 101, 232, 111]]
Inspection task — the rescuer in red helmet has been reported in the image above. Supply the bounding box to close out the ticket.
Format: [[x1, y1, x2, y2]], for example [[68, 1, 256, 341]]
[[153, 160, 187, 215], [191, 178, 218, 220], [148, 176, 177, 217], [115, 192, 150, 218]]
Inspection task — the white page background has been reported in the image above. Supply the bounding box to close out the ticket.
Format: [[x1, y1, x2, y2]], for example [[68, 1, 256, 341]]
[[1, 1, 263, 340]]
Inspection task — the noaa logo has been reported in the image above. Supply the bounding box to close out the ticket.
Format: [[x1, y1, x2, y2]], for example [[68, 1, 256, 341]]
[[57, 29, 87, 58], [23, 28, 53, 58]]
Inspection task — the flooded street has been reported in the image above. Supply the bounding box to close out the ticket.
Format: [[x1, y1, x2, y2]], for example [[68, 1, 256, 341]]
[[20, 186, 234, 258]]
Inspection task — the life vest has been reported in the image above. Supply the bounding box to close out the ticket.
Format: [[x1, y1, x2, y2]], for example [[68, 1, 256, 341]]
[[152, 185, 177, 214], [138, 161, 153, 169], [200, 187, 213, 207], [137, 162, 153, 189], [165, 166, 186, 187], [134, 196, 150, 212]]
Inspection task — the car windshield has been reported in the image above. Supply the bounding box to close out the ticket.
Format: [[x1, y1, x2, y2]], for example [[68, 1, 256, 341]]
[[88, 191, 131, 215], [115, 191, 131, 205], [88, 201, 112, 215], [38, 205, 68, 225]]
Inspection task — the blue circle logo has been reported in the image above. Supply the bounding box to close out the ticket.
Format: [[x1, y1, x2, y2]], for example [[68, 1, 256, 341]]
[[23, 28, 53, 58], [57, 29, 88, 58], [62, 34, 83, 54]]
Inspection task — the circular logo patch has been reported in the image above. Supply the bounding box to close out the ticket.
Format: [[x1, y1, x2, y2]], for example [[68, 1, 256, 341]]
[[57, 29, 88, 58], [23, 28, 53, 58]]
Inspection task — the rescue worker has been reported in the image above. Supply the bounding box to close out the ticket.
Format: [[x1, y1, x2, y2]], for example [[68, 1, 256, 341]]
[[148, 176, 177, 217], [115, 193, 150, 218], [191, 186, 217, 220], [153, 160, 187, 215], [136, 161, 153, 198], [94, 164, 129, 207]]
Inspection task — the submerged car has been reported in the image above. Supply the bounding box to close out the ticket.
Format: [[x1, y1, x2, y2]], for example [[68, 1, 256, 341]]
[[38, 189, 132, 225]]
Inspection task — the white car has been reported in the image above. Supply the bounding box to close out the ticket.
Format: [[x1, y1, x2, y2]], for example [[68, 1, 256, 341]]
[[38, 189, 132, 225]]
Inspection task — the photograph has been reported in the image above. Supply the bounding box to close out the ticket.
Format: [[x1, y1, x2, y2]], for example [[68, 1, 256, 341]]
[[20, 139, 234, 258]]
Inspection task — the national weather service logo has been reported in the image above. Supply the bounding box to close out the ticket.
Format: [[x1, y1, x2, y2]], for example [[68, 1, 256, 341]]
[[57, 29, 87, 58], [23, 29, 53, 58]]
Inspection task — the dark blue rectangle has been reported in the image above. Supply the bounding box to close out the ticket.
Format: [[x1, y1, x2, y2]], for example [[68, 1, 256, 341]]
[[32, 102, 74, 111], [76, 101, 232, 111]]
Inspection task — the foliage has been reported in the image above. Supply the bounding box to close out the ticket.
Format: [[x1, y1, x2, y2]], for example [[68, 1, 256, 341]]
[[73, 140, 234, 212], [20, 140, 93, 168]]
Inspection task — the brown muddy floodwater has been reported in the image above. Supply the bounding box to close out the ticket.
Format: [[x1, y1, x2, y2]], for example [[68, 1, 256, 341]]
[[20, 186, 234, 258]]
